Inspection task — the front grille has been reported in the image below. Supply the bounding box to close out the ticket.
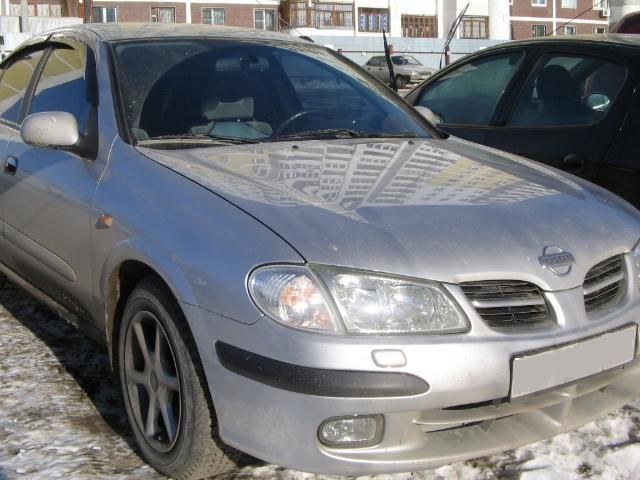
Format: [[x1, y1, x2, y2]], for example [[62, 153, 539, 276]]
[[583, 255, 624, 314], [460, 280, 553, 329]]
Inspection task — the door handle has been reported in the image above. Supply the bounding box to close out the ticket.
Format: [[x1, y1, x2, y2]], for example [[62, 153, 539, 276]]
[[4, 156, 18, 174], [562, 154, 584, 174]]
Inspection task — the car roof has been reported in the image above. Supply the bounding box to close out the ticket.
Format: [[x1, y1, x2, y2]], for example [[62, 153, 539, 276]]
[[47, 22, 313, 45], [490, 33, 640, 49]]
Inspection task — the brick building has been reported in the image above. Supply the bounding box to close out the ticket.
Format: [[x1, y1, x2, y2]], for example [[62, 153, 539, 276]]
[[8, 0, 612, 40], [510, 0, 610, 39], [88, 0, 279, 28]]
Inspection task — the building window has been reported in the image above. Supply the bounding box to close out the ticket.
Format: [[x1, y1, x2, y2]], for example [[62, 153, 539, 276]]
[[461, 16, 489, 38], [151, 7, 175, 23], [280, 1, 353, 29], [93, 6, 117, 22], [563, 25, 576, 35], [595, 27, 607, 34], [532, 0, 546, 6], [561, 0, 577, 7], [358, 8, 389, 33], [401, 15, 437, 38], [532, 24, 547, 37], [202, 7, 225, 25], [255, 9, 276, 31], [593, 0, 609, 9]]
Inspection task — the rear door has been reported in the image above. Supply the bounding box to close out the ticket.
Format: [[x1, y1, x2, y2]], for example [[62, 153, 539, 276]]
[[410, 50, 529, 144], [591, 67, 640, 207], [483, 48, 631, 181], [365, 56, 387, 82]]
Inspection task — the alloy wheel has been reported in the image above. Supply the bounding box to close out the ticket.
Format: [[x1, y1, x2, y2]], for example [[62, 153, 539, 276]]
[[124, 310, 181, 453]]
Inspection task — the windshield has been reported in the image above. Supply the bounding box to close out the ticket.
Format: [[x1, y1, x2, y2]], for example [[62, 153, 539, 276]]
[[392, 56, 421, 66], [112, 39, 433, 147]]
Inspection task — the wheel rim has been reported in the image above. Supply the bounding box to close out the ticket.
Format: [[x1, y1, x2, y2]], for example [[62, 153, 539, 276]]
[[124, 311, 181, 453]]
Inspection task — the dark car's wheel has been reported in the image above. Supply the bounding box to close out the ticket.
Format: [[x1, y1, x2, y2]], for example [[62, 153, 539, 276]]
[[118, 278, 240, 479], [394, 75, 407, 89]]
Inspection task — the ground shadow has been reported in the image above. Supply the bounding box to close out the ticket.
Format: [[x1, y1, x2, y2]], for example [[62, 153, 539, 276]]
[[0, 280, 260, 478], [0, 281, 139, 457]]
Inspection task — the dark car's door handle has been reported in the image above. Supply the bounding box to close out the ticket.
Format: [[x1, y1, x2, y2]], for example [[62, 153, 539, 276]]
[[4, 156, 18, 174], [562, 154, 584, 174]]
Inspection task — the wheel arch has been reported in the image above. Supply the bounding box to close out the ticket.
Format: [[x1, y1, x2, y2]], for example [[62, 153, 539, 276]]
[[100, 240, 197, 368]]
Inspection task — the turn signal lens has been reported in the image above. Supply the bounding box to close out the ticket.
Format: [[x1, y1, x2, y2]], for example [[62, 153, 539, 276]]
[[248, 266, 341, 332]]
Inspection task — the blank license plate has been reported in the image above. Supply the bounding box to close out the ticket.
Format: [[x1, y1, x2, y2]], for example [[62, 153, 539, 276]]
[[511, 325, 637, 398]]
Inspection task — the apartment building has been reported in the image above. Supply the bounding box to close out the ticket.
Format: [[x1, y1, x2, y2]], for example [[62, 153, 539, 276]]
[[510, 0, 610, 39], [2, 0, 618, 40], [279, 0, 510, 40]]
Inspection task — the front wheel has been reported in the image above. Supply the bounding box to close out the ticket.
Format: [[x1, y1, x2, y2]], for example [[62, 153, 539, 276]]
[[394, 75, 407, 89], [118, 279, 240, 479]]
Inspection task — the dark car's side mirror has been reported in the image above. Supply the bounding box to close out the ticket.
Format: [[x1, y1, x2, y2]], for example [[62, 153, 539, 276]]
[[21, 111, 80, 149]]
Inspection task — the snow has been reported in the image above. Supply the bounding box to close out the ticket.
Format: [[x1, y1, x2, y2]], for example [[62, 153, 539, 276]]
[[1, 281, 639, 480]]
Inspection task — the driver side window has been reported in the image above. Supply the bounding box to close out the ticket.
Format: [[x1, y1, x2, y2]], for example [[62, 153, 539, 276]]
[[0, 49, 45, 124], [416, 52, 524, 126], [29, 41, 92, 134]]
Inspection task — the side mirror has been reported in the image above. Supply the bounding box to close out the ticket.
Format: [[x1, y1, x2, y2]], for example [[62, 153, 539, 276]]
[[414, 105, 442, 125], [20, 112, 80, 148]]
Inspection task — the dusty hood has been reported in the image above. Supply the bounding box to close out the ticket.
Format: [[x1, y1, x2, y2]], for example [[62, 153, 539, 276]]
[[138, 137, 640, 291]]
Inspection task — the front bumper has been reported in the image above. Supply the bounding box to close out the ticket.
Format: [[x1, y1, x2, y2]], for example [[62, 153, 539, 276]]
[[180, 284, 640, 475], [409, 73, 432, 83]]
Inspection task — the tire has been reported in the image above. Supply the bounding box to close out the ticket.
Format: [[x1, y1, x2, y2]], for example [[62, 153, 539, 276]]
[[394, 75, 407, 89], [117, 278, 241, 479]]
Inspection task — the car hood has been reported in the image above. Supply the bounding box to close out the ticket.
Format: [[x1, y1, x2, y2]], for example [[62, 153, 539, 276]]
[[138, 138, 640, 291]]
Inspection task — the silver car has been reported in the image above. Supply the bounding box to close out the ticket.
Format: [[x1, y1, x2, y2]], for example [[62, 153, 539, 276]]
[[0, 23, 639, 480], [364, 54, 435, 88]]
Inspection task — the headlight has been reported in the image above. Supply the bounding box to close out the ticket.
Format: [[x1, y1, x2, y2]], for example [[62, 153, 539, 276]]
[[249, 265, 468, 335], [410, 70, 418, 75], [634, 240, 640, 290]]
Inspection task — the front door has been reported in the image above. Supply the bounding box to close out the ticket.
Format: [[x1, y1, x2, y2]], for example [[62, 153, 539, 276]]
[[0, 38, 103, 318]]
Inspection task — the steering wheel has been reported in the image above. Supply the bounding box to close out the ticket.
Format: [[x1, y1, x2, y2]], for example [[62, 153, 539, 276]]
[[273, 110, 321, 136]]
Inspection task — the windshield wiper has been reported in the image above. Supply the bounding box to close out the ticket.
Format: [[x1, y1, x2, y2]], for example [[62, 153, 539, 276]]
[[269, 129, 420, 142], [138, 133, 261, 145]]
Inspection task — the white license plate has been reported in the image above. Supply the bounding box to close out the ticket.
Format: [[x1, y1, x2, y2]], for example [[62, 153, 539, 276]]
[[511, 325, 637, 398]]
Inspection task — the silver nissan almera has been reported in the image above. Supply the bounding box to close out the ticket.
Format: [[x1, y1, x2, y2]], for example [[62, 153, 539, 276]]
[[0, 23, 639, 480]]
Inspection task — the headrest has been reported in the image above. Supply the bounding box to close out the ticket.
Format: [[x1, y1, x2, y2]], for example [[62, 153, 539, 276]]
[[202, 97, 254, 121], [536, 65, 578, 103]]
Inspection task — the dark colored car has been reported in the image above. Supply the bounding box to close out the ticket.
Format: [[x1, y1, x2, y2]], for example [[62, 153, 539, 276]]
[[405, 35, 640, 208], [611, 12, 640, 34]]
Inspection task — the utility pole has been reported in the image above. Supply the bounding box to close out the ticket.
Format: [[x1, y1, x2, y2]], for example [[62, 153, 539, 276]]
[[20, 0, 28, 33]]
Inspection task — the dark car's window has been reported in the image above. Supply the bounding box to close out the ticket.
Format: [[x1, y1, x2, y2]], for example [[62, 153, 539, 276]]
[[113, 40, 432, 144], [509, 54, 627, 127], [0, 49, 45, 124], [416, 52, 524, 126], [29, 41, 91, 133]]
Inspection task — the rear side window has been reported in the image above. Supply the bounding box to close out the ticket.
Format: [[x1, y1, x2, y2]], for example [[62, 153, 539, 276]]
[[416, 52, 524, 126], [29, 41, 91, 133], [0, 49, 45, 124], [509, 54, 626, 127]]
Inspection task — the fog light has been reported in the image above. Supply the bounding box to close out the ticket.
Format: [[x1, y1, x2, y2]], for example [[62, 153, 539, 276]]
[[318, 414, 384, 448]]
